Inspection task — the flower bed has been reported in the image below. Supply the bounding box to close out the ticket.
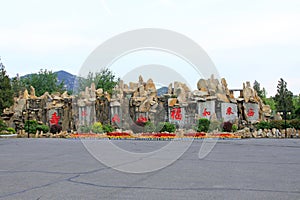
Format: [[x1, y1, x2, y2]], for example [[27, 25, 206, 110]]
[[70, 133, 104, 139], [140, 133, 176, 139], [106, 132, 133, 139], [184, 132, 206, 138], [211, 133, 241, 139], [68, 132, 240, 139]]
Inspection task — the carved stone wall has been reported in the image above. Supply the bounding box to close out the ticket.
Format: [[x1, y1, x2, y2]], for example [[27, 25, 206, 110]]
[[1, 75, 271, 131]]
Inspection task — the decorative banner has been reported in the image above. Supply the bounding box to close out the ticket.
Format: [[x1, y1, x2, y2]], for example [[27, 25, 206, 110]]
[[221, 103, 238, 122], [198, 101, 215, 120], [244, 103, 259, 122]]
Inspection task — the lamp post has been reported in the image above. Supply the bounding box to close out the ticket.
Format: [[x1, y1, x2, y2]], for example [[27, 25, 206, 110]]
[[27, 99, 30, 138], [279, 111, 291, 138]]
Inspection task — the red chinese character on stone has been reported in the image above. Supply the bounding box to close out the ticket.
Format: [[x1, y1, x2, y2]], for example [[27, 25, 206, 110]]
[[247, 108, 255, 117], [112, 114, 121, 123], [171, 107, 182, 120], [202, 108, 211, 117], [81, 110, 87, 117], [226, 107, 234, 115], [50, 112, 60, 125]]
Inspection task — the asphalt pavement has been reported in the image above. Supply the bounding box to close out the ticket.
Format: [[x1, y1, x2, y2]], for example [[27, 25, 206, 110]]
[[0, 138, 299, 200]]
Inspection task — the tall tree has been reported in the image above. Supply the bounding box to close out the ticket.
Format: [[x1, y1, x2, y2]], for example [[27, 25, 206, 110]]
[[293, 94, 300, 119], [274, 78, 294, 115], [78, 68, 120, 94], [253, 80, 266, 99], [11, 74, 25, 97], [21, 69, 64, 96], [0, 59, 13, 114]]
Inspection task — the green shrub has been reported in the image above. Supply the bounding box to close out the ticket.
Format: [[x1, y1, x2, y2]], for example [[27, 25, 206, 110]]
[[6, 127, 16, 134], [256, 121, 271, 130], [222, 121, 233, 132], [78, 125, 91, 133], [270, 120, 288, 129], [159, 122, 176, 133], [289, 119, 300, 130], [144, 121, 156, 133], [24, 120, 39, 134], [102, 124, 115, 133], [91, 122, 103, 133], [0, 120, 8, 132], [197, 118, 210, 132], [232, 124, 238, 132], [36, 125, 50, 133]]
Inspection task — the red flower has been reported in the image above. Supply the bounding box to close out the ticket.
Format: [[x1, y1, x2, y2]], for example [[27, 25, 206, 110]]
[[107, 132, 131, 137], [184, 133, 206, 137]]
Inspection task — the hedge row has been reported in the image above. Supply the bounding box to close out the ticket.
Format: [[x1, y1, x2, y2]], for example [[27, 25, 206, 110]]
[[256, 119, 300, 130]]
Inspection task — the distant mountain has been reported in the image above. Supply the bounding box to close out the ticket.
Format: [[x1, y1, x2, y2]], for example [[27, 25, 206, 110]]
[[20, 70, 77, 92], [157, 87, 168, 96], [55, 70, 77, 92]]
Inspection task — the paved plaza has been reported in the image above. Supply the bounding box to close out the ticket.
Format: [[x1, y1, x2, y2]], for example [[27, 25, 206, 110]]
[[0, 138, 299, 200]]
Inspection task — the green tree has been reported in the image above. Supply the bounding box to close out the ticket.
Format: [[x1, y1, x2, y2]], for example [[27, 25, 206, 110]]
[[11, 75, 25, 97], [264, 97, 276, 111], [21, 69, 64, 96], [78, 68, 120, 94], [0, 59, 13, 114], [253, 80, 266, 99], [292, 94, 300, 119], [274, 78, 294, 118]]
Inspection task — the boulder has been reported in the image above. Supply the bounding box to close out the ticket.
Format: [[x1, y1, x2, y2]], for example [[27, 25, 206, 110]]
[[197, 79, 208, 91]]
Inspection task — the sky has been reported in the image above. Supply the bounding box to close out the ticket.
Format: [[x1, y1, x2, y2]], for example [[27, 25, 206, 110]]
[[0, 0, 299, 96]]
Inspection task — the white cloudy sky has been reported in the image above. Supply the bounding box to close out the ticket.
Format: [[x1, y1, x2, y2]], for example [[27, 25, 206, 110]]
[[0, 0, 299, 96]]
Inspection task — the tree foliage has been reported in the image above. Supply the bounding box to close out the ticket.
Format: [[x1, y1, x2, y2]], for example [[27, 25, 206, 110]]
[[0, 59, 13, 114], [78, 68, 120, 94], [11, 75, 25, 97], [274, 78, 294, 118], [292, 94, 300, 119], [253, 80, 266, 99], [21, 69, 64, 96], [264, 97, 276, 111]]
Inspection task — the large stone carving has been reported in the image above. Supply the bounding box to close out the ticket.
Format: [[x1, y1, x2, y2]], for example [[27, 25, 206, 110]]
[[1, 74, 273, 134]]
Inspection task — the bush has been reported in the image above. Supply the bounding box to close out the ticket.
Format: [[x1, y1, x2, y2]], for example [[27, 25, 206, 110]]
[[256, 121, 271, 130], [270, 120, 287, 129], [232, 124, 238, 132], [197, 118, 210, 132], [0, 120, 8, 132], [78, 125, 91, 133], [36, 125, 50, 133], [6, 127, 16, 134], [91, 122, 103, 133], [222, 121, 233, 132], [144, 121, 156, 133], [160, 122, 176, 133], [24, 120, 39, 134], [102, 124, 115, 133], [50, 124, 62, 134], [289, 119, 300, 130]]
